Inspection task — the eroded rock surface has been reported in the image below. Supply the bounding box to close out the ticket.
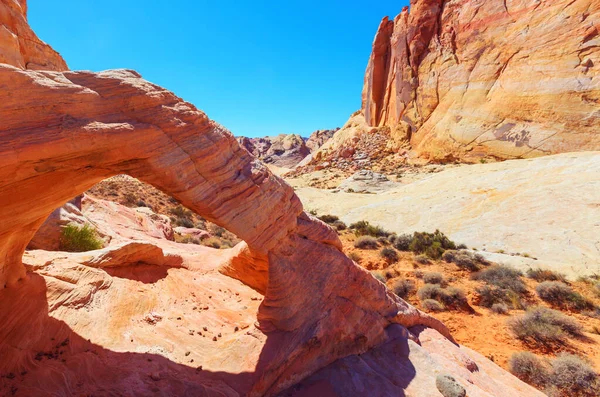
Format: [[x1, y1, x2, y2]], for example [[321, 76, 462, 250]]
[[362, 0, 600, 161], [237, 134, 311, 168]]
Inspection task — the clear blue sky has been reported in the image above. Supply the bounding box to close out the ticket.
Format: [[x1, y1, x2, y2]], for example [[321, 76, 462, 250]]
[[28, 1, 406, 138]]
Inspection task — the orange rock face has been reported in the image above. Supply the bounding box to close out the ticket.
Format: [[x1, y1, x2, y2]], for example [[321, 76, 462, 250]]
[[362, 0, 600, 161]]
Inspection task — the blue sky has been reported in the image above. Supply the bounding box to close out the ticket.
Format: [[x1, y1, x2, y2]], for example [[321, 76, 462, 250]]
[[29, 1, 406, 137]]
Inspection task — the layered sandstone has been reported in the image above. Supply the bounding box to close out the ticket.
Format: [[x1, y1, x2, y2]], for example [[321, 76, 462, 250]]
[[362, 0, 600, 161], [0, 1, 543, 395], [237, 134, 311, 168]]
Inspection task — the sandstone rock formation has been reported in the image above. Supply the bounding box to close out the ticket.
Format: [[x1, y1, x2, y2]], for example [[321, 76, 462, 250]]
[[237, 134, 311, 168], [362, 0, 600, 161], [0, 1, 543, 395], [305, 128, 338, 152]]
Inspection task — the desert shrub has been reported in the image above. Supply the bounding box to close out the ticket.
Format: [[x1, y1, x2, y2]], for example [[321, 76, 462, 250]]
[[393, 234, 412, 251], [349, 221, 390, 237], [123, 192, 138, 206], [472, 265, 526, 294], [527, 268, 568, 283], [180, 235, 201, 245], [169, 205, 192, 219], [371, 271, 386, 284], [348, 252, 362, 263], [476, 285, 522, 309], [202, 237, 222, 249], [423, 272, 445, 286], [550, 354, 600, 396], [317, 214, 339, 224], [508, 352, 549, 387], [418, 284, 467, 309], [422, 299, 444, 312], [377, 236, 390, 245], [409, 230, 456, 259], [491, 303, 509, 314], [415, 254, 431, 265], [443, 250, 487, 271], [354, 236, 379, 249], [392, 279, 416, 299], [59, 223, 103, 252], [332, 220, 347, 231], [536, 281, 595, 311], [388, 234, 397, 244], [380, 247, 399, 262], [509, 306, 583, 347]]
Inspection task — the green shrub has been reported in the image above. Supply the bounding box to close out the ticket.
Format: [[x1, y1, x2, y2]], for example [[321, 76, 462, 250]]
[[409, 230, 456, 259], [509, 307, 583, 347], [393, 234, 412, 251], [380, 247, 399, 262], [354, 236, 379, 249], [508, 352, 549, 387], [422, 299, 444, 312], [318, 214, 339, 224], [59, 223, 103, 252], [476, 285, 523, 309], [418, 284, 467, 309], [392, 279, 416, 299], [423, 272, 445, 286], [349, 221, 390, 237], [332, 220, 347, 231], [527, 268, 568, 283], [472, 265, 526, 294], [536, 281, 595, 311]]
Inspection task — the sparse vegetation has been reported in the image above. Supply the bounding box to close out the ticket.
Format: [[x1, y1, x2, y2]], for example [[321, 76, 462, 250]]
[[59, 223, 103, 252], [473, 265, 526, 294], [348, 252, 362, 263], [509, 306, 583, 347], [392, 279, 416, 299], [527, 268, 568, 283], [409, 230, 457, 259], [443, 250, 488, 271], [422, 299, 444, 312], [509, 352, 600, 396], [317, 214, 339, 224], [423, 272, 445, 286], [415, 254, 431, 265], [354, 236, 379, 249], [418, 284, 467, 310], [371, 271, 386, 284], [380, 247, 399, 262], [393, 234, 413, 251], [349, 221, 390, 238], [491, 303, 509, 315], [536, 281, 595, 311]]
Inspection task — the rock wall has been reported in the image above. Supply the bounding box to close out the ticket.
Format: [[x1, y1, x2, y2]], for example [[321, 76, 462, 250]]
[[362, 0, 600, 161]]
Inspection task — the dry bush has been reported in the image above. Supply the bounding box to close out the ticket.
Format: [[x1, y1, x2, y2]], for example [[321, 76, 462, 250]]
[[415, 254, 431, 265], [472, 265, 526, 294], [354, 236, 379, 250], [392, 279, 416, 299], [418, 284, 467, 310], [422, 299, 444, 312], [527, 268, 568, 283], [549, 353, 600, 396], [536, 281, 595, 311], [349, 221, 390, 238], [393, 234, 412, 251], [423, 272, 445, 286], [491, 303, 509, 315], [443, 250, 488, 271], [380, 247, 399, 263], [508, 352, 549, 387], [509, 307, 583, 347], [348, 252, 362, 263]]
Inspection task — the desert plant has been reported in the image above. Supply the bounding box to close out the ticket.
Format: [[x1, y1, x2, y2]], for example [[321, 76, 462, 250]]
[[509, 306, 583, 347], [423, 272, 445, 286], [371, 271, 386, 284], [443, 250, 488, 271], [472, 265, 526, 294], [508, 352, 549, 387], [418, 284, 467, 309], [348, 252, 362, 263], [527, 268, 568, 283], [476, 285, 523, 309], [549, 354, 600, 396], [422, 299, 444, 312], [354, 236, 379, 249], [409, 230, 456, 259], [392, 279, 416, 299], [332, 220, 347, 231], [380, 247, 399, 262], [59, 223, 103, 252], [317, 214, 339, 224], [349, 221, 390, 237], [491, 303, 509, 315], [536, 281, 595, 311], [415, 254, 431, 265], [377, 236, 390, 245], [393, 234, 413, 251]]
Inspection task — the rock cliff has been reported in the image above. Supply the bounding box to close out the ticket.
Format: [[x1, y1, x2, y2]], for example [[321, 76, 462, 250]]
[[362, 0, 600, 161]]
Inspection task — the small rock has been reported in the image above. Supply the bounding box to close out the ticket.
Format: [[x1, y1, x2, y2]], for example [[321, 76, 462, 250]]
[[150, 372, 161, 381], [185, 351, 190, 356]]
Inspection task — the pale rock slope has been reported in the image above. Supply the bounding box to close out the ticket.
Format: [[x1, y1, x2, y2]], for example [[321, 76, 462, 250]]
[[296, 152, 600, 278], [0, 1, 542, 396], [361, 0, 600, 161]]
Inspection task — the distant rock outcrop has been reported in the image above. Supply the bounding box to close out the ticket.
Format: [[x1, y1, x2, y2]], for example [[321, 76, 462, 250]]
[[362, 0, 600, 161]]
